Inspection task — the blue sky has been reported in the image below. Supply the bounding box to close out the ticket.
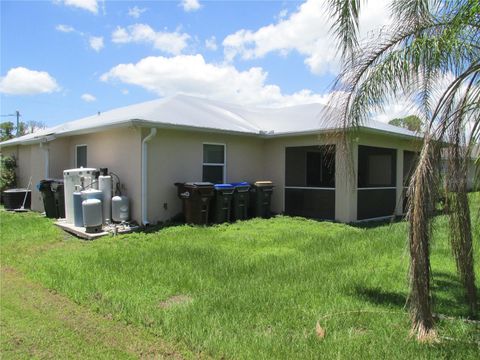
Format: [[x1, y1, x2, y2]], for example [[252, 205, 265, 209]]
[[1, 0, 403, 127]]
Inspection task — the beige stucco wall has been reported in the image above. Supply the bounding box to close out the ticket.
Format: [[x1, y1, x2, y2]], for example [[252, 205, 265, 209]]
[[68, 127, 142, 222], [2, 144, 45, 211], [144, 128, 265, 224], [2, 126, 431, 224]]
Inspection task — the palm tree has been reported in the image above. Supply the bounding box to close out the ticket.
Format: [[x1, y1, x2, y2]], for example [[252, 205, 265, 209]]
[[327, 0, 479, 340]]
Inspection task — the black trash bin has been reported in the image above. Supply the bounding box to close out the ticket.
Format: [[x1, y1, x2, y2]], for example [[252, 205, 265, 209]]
[[175, 182, 214, 225], [38, 179, 57, 218], [210, 184, 234, 224], [230, 182, 250, 221], [250, 181, 274, 218], [52, 181, 65, 218]]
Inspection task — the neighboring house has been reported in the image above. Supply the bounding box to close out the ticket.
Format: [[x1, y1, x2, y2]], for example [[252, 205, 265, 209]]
[[0, 94, 426, 225]]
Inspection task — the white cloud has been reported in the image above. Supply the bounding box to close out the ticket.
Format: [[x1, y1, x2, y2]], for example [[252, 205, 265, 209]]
[[55, 0, 99, 14], [0, 67, 60, 95], [89, 36, 104, 52], [121, 89, 129, 95], [205, 36, 217, 51], [55, 24, 75, 33], [111, 24, 190, 55], [180, 0, 201, 12], [223, 0, 391, 75], [128, 6, 146, 18], [100, 54, 331, 107], [372, 97, 417, 123], [277, 9, 288, 20], [81, 93, 96, 102]]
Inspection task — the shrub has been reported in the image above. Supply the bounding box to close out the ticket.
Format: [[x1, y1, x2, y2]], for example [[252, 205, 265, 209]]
[[0, 155, 17, 193]]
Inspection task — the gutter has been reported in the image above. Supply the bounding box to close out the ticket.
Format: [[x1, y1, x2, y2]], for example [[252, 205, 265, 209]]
[[141, 128, 157, 226]]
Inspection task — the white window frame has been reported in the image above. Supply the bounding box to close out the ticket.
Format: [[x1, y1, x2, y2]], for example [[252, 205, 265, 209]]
[[202, 142, 226, 183], [75, 144, 88, 168]]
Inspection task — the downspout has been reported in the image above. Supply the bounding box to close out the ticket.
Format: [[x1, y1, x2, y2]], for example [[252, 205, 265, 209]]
[[141, 128, 157, 226], [40, 141, 50, 178]]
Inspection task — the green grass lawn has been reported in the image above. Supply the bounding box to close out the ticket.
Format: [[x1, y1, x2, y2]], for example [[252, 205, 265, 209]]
[[1, 194, 479, 359]]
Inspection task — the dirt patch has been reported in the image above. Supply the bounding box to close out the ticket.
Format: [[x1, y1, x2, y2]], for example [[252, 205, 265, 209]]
[[2, 266, 17, 274], [159, 295, 193, 309], [1, 266, 190, 359]]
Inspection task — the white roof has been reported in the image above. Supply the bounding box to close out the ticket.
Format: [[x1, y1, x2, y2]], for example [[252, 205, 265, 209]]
[[0, 94, 417, 147]]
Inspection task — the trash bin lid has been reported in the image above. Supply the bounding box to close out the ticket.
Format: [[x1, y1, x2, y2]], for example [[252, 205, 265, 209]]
[[214, 183, 234, 190], [230, 182, 250, 187], [185, 182, 214, 188], [254, 181, 273, 187], [3, 188, 31, 193]]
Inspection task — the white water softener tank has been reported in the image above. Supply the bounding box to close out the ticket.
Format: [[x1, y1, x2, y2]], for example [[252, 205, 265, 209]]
[[98, 175, 112, 224], [63, 168, 96, 224], [82, 198, 102, 233], [112, 195, 130, 222]]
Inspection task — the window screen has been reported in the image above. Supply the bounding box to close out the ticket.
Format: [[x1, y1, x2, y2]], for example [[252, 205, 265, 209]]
[[403, 151, 418, 186], [203, 144, 224, 164], [358, 145, 396, 187], [76, 145, 87, 168], [203, 144, 225, 183], [286, 145, 335, 188]]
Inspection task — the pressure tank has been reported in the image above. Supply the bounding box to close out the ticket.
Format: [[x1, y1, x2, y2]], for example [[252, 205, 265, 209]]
[[73, 191, 84, 227], [82, 198, 102, 233], [63, 168, 96, 224], [81, 189, 103, 202], [112, 195, 129, 222], [98, 175, 112, 224]]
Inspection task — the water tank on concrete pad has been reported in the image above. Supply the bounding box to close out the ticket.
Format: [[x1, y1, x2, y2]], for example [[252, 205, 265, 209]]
[[112, 195, 129, 222], [63, 168, 96, 224], [82, 198, 102, 233]]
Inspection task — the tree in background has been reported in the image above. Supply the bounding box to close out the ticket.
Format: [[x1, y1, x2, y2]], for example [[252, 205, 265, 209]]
[[0, 120, 45, 141], [0, 122, 15, 142], [328, 0, 478, 340], [389, 115, 423, 132]]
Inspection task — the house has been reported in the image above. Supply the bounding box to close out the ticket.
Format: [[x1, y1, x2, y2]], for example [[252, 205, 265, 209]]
[[0, 94, 425, 225]]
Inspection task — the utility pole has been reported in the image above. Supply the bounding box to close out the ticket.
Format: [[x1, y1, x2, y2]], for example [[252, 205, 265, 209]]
[[16, 110, 20, 136]]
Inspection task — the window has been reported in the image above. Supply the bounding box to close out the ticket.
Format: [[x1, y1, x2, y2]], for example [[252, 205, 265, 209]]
[[358, 145, 396, 187], [202, 144, 225, 183], [76, 145, 87, 168]]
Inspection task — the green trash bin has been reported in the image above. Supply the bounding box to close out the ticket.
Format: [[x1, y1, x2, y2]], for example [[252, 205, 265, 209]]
[[175, 182, 214, 225], [210, 184, 234, 224], [250, 181, 274, 218], [38, 179, 57, 218], [230, 182, 250, 221]]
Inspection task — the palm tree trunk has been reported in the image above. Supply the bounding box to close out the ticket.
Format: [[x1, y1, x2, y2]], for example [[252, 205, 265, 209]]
[[446, 144, 478, 318], [407, 140, 437, 340]]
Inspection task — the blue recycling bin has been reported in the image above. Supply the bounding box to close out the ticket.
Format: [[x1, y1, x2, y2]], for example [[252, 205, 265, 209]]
[[211, 183, 235, 223]]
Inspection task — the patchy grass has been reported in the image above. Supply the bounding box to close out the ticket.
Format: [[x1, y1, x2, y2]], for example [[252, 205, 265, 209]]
[[0, 266, 186, 359], [1, 193, 479, 359]]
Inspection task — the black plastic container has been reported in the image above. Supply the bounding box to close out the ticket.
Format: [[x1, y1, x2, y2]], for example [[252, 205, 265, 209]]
[[2, 189, 31, 210]]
